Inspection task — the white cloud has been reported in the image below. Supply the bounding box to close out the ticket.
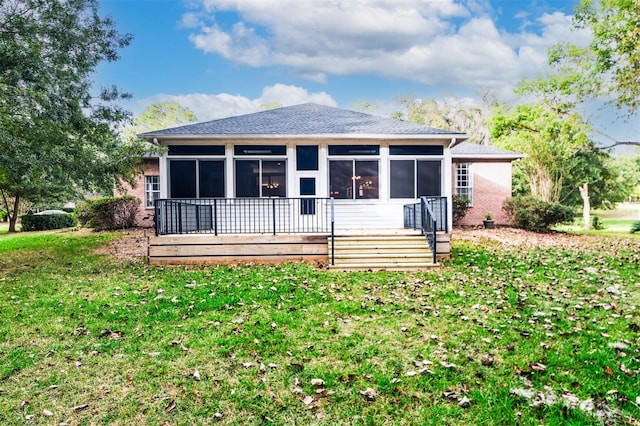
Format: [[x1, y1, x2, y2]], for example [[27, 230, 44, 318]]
[[183, 0, 593, 96], [136, 84, 337, 121]]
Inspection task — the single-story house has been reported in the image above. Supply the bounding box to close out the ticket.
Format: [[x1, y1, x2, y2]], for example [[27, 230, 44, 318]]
[[129, 103, 519, 269]]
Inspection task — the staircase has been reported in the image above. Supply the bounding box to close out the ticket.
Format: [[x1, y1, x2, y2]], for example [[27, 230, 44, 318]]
[[329, 232, 438, 271]]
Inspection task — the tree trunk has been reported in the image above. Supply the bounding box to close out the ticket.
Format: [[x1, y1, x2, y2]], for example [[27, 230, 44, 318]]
[[8, 195, 20, 233], [579, 183, 590, 231]]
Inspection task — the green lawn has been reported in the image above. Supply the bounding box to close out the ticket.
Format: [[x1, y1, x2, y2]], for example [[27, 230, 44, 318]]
[[0, 230, 638, 425]]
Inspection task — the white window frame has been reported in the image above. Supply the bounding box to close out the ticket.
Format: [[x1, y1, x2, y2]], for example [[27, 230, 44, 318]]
[[455, 162, 473, 206], [145, 175, 160, 208]]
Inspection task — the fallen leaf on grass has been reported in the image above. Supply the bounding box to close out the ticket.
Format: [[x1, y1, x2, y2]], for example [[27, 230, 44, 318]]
[[193, 370, 201, 381], [530, 362, 546, 372], [165, 400, 176, 413], [43, 409, 53, 417], [359, 388, 377, 400], [603, 366, 615, 376], [72, 404, 89, 411], [302, 395, 314, 405], [311, 378, 325, 386]]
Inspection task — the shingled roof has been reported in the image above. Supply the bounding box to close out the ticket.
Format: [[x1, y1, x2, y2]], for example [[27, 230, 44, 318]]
[[452, 141, 524, 160], [142, 103, 467, 139]]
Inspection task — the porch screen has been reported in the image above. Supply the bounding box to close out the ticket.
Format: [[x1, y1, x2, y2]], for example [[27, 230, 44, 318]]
[[329, 160, 379, 199], [235, 160, 286, 197], [169, 160, 225, 198], [390, 160, 441, 198]]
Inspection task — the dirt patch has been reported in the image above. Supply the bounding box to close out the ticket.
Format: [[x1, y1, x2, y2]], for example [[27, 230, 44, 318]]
[[94, 228, 148, 262]]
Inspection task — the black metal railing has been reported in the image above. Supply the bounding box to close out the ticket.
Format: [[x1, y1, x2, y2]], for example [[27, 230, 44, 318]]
[[154, 198, 334, 236], [420, 197, 438, 264], [403, 196, 448, 232], [403, 196, 449, 264]]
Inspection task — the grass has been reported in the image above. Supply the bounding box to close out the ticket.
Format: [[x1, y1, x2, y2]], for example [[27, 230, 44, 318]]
[[0, 230, 639, 425]]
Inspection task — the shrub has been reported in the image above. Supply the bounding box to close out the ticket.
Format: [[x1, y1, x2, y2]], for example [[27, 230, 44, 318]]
[[591, 215, 605, 230], [76, 196, 140, 231], [20, 213, 77, 231], [503, 196, 574, 232], [631, 221, 640, 234], [0, 210, 6, 222], [452, 194, 471, 225]]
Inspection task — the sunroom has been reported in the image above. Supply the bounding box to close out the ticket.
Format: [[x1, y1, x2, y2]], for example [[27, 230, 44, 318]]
[[142, 103, 467, 269]]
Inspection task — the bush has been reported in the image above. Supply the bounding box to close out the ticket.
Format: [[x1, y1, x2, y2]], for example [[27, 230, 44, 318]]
[[631, 221, 640, 234], [0, 210, 7, 222], [20, 213, 77, 231], [452, 194, 471, 225], [503, 196, 574, 232], [591, 215, 605, 230], [76, 196, 140, 231]]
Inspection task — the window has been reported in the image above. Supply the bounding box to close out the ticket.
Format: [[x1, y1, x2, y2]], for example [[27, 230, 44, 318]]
[[235, 160, 286, 197], [296, 145, 318, 170], [389, 145, 443, 156], [168, 145, 225, 156], [329, 145, 379, 156], [329, 160, 379, 199], [234, 145, 286, 156], [300, 178, 316, 215], [169, 160, 225, 198], [145, 176, 160, 208], [390, 160, 441, 198], [455, 163, 473, 205]]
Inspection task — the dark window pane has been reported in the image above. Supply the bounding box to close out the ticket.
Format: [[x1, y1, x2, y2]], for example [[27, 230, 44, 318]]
[[296, 145, 318, 170], [301, 199, 316, 215], [169, 160, 196, 198], [168, 145, 225, 155], [417, 160, 441, 196], [199, 161, 225, 197], [355, 160, 378, 199], [329, 145, 379, 155], [235, 160, 259, 197], [390, 160, 415, 198], [389, 145, 443, 156], [329, 160, 353, 199], [300, 178, 315, 196], [234, 145, 286, 156], [262, 161, 286, 197]]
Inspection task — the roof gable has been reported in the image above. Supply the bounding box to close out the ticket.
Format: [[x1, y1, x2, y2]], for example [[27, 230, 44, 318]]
[[142, 103, 467, 138]]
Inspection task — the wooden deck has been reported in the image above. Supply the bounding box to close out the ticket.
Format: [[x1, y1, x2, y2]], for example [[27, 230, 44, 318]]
[[147, 231, 451, 268], [148, 234, 329, 265]]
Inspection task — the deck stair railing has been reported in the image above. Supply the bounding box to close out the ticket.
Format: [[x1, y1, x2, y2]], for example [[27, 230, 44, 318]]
[[154, 198, 334, 237], [403, 196, 449, 264]]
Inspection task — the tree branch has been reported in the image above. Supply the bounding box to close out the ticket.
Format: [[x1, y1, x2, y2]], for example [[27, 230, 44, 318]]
[[593, 129, 640, 150]]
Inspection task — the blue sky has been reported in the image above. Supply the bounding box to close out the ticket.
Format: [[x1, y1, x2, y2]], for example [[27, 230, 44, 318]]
[[96, 0, 638, 143]]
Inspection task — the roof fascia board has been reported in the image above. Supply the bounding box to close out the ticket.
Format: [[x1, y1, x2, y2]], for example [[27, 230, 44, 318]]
[[144, 133, 469, 141]]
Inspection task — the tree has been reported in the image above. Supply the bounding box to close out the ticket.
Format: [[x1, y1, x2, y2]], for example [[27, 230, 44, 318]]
[[490, 102, 591, 202], [490, 101, 630, 229], [0, 0, 146, 232], [520, 0, 640, 147], [122, 101, 198, 143], [392, 93, 497, 144]]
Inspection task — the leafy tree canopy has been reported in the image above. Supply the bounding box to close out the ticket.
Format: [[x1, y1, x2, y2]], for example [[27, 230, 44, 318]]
[[392, 93, 497, 144], [122, 101, 198, 143], [0, 0, 147, 232]]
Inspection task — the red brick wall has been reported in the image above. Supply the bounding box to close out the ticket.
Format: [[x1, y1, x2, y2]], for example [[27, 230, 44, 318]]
[[118, 158, 159, 228], [452, 160, 513, 226]]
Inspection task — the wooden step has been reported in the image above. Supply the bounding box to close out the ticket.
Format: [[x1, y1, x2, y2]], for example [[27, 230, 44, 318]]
[[330, 262, 440, 271], [328, 234, 438, 270]]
